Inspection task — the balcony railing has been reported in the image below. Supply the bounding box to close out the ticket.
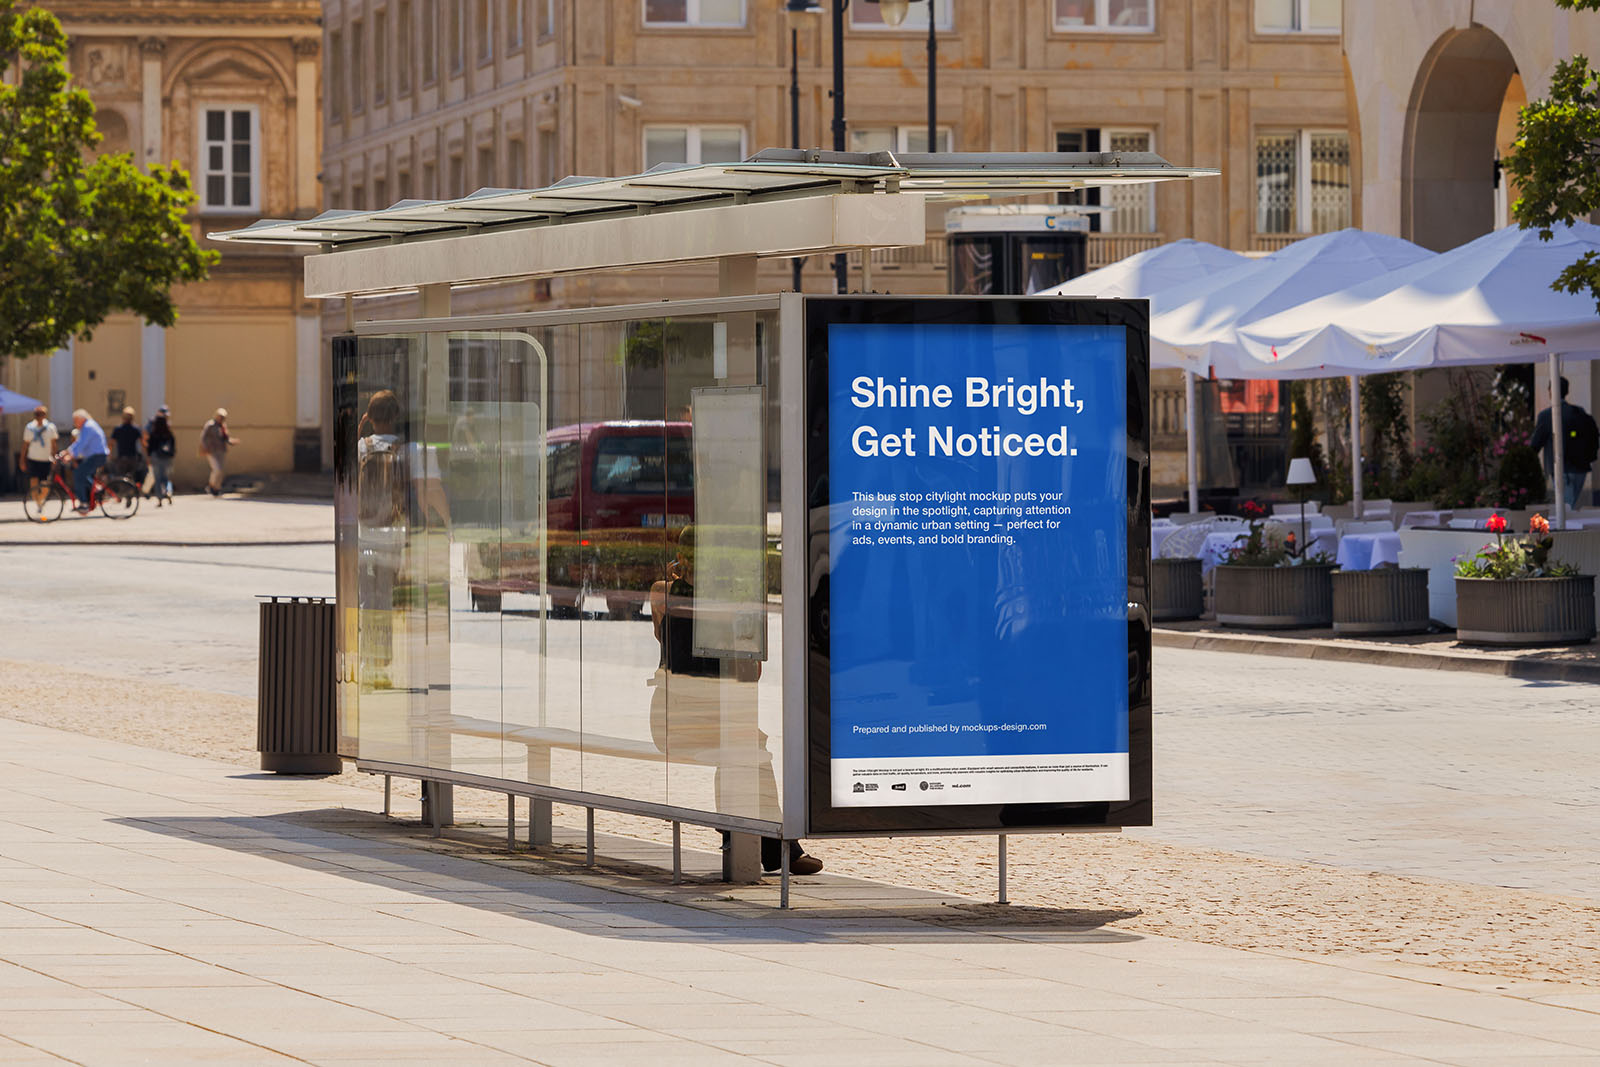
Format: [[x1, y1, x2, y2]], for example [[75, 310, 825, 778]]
[[1251, 234, 1307, 253]]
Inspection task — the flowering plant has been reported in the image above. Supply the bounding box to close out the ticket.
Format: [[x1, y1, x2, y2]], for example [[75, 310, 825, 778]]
[[1222, 514, 1335, 568], [1454, 513, 1577, 579]]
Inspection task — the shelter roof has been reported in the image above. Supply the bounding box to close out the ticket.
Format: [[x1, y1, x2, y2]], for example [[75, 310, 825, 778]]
[[208, 149, 1216, 251]]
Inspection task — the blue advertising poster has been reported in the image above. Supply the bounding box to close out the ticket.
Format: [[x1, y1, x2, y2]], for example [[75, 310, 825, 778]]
[[828, 322, 1129, 807]]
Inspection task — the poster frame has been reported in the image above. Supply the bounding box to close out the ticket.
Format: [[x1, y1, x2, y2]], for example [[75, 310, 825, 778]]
[[801, 295, 1152, 838]]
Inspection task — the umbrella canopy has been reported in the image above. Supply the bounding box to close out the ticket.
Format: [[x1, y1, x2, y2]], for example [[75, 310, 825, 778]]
[[1149, 228, 1434, 378], [0, 386, 43, 416], [1237, 221, 1600, 372], [1043, 238, 1249, 301]]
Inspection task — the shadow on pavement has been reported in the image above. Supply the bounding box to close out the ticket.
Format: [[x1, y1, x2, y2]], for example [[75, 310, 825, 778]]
[[110, 808, 1143, 947]]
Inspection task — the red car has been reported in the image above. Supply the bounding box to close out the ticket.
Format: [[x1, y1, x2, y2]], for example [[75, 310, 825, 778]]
[[470, 420, 693, 617]]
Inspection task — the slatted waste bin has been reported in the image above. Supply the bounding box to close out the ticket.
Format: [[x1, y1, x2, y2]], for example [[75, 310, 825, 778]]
[[257, 595, 341, 774]]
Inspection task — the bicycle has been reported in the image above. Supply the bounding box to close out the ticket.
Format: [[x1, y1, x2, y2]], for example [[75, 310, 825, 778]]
[[23, 459, 141, 522]]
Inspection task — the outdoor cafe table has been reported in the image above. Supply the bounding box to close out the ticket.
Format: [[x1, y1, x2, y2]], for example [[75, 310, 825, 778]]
[[1336, 531, 1404, 571], [1199, 528, 1338, 574]]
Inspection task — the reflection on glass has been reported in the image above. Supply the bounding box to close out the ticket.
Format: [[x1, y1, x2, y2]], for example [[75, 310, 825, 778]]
[[342, 310, 783, 828]]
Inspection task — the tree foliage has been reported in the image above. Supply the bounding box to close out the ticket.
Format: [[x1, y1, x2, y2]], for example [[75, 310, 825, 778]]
[[0, 1, 216, 359], [1503, 0, 1600, 313]]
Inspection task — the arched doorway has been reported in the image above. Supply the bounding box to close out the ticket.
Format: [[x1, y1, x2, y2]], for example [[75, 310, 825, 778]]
[[1403, 26, 1518, 252]]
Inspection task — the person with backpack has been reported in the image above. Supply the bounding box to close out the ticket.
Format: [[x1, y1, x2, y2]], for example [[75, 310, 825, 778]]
[[143, 405, 177, 506], [199, 408, 240, 496], [1529, 377, 1600, 509]]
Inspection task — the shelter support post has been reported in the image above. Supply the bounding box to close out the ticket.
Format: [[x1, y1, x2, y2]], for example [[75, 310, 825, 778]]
[[525, 747, 552, 846], [1184, 371, 1199, 513], [506, 795, 515, 852], [997, 834, 1008, 904], [382, 774, 390, 816], [1552, 352, 1568, 530], [586, 808, 595, 866], [780, 845, 791, 910], [672, 823, 682, 885], [1349, 376, 1363, 520]]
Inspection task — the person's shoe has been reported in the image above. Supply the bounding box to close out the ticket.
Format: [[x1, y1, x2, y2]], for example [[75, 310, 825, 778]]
[[762, 838, 823, 875], [73, 506, 92, 514], [788, 851, 823, 876]]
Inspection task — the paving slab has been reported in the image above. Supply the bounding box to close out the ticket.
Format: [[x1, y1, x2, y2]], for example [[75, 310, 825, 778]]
[[1, 717, 1598, 1063]]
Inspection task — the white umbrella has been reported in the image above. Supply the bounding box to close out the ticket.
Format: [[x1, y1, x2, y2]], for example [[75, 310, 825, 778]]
[[1150, 228, 1435, 379], [1238, 221, 1600, 374], [0, 386, 43, 416], [1044, 239, 1252, 511], [1239, 222, 1600, 527]]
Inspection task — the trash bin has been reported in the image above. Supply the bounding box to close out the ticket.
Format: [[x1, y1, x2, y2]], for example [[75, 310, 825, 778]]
[[257, 595, 341, 774]]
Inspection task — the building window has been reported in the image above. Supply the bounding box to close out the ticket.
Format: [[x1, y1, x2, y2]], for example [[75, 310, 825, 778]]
[[507, 138, 526, 186], [476, 0, 493, 62], [477, 145, 495, 187], [1055, 128, 1156, 232], [851, 0, 952, 29], [352, 183, 366, 210], [1053, 0, 1153, 33], [200, 107, 259, 212], [423, 161, 437, 197], [328, 30, 345, 120], [422, 0, 437, 83], [507, 0, 523, 48], [1255, 0, 1339, 34], [449, 153, 465, 196], [450, 0, 464, 73], [374, 9, 389, 104], [350, 20, 365, 112], [540, 0, 555, 37], [374, 177, 389, 209], [643, 125, 745, 169], [643, 0, 745, 28], [1255, 129, 1350, 234], [848, 126, 953, 154], [538, 128, 557, 185], [399, 169, 413, 199], [398, 1, 413, 92]]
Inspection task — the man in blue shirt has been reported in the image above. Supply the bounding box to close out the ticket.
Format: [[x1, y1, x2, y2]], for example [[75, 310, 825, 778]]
[[58, 409, 109, 513]]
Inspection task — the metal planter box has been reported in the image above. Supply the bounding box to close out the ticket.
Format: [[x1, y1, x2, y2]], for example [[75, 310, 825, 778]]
[[1454, 576, 1596, 647], [1332, 569, 1430, 635], [1151, 557, 1203, 621], [1215, 563, 1336, 629]]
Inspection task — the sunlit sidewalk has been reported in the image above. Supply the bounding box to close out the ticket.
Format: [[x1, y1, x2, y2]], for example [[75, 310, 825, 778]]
[[2, 717, 1598, 1065]]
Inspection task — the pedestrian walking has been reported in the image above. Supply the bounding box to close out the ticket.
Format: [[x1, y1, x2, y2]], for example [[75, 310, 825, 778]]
[[1529, 377, 1600, 509], [199, 408, 240, 496], [144, 405, 177, 506], [57, 409, 108, 514], [109, 406, 144, 480], [18, 406, 58, 510]]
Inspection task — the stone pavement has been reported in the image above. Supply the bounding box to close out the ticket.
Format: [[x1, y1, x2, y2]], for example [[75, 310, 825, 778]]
[[4, 717, 1600, 1065], [0, 495, 332, 546]]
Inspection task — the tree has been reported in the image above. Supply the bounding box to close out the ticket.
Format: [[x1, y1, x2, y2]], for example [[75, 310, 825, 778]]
[[0, 0, 216, 360], [1504, 0, 1600, 313]]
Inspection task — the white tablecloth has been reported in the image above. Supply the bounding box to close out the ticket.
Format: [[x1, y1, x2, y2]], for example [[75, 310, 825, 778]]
[[1336, 531, 1404, 571], [1200, 528, 1338, 574], [1401, 510, 1452, 528], [1151, 524, 1182, 557]]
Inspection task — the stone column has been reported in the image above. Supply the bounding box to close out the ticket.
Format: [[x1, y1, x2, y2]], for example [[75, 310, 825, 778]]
[[139, 38, 165, 166], [293, 37, 321, 214], [140, 324, 166, 415], [50, 341, 74, 421]]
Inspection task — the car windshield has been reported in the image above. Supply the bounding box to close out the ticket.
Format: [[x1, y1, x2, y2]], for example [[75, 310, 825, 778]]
[[591, 434, 693, 495]]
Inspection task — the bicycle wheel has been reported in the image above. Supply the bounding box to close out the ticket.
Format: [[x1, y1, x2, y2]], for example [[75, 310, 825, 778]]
[[23, 485, 67, 523], [100, 478, 141, 519]]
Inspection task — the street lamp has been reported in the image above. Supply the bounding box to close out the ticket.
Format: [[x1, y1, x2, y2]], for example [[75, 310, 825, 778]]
[[785, 1, 823, 292]]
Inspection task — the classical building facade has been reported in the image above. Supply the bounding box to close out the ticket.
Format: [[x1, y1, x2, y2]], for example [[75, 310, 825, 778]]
[[3, 0, 322, 487]]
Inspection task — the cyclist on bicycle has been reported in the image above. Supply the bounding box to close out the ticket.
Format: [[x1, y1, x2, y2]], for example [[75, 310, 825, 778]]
[[56, 409, 109, 514]]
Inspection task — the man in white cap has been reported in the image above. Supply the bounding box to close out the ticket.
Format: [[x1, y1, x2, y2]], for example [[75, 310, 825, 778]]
[[199, 407, 240, 496]]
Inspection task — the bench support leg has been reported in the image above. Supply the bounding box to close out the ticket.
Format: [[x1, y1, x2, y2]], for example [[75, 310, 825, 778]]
[[723, 831, 761, 884], [529, 798, 553, 848], [382, 775, 391, 817], [586, 808, 595, 866], [780, 843, 791, 909], [672, 822, 682, 884], [506, 795, 515, 852]]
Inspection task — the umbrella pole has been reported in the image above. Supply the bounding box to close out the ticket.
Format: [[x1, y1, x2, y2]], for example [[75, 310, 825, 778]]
[[1349, 376, 1364, 519], [1551, 352, 1567, 531], [1185, 371, 1199, 514]]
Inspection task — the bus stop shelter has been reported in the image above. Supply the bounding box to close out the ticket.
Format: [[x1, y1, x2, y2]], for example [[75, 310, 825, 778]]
[[214, 150, 1214, 904]]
